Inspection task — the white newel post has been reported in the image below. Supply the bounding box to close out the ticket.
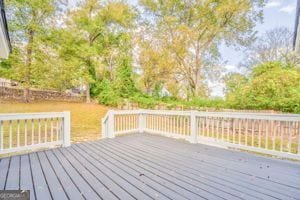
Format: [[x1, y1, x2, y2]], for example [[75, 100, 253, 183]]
[[139, 110, 146, 133], [190, 111, 197, 143], [63, 111, 71, 147], [101, 118, 106, 138], [108, 110, 115, 138], [298, 125, 300, 155]]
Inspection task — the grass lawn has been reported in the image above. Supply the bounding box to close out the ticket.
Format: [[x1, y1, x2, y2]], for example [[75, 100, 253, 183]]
[[0, 101, 109, 143]]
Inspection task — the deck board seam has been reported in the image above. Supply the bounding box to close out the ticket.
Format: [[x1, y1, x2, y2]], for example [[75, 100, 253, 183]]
[[74, 144, 167, 200], [82, 142, 212, 200], [74, 143, 185, 200], [74, 144, 176, 200], [42, 151, 71, 200], [138, 134, 300, 173], [54, 149, 104, 200], [18, 155, 21, 190], [98, 140, 251, 200], [68, 146, 140, 200], [47, 150, 87, 200], [108, 138, 291, 200], [36, 152, 54, 200], [28, 154, 37, 200], [109, 138, 295, 199], [64, 147, 121, 200], [133, 135, 300, 189], [4, 157, 11, 190], [119, 135, 300, 196]]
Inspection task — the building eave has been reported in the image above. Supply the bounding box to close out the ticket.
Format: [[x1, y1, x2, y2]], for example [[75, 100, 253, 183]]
[[293, 0, 300, 53], [0, 0, 11, 59]]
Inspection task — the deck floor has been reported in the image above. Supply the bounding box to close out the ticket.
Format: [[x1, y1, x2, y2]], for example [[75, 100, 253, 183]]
[[0, 133, 300, 200]]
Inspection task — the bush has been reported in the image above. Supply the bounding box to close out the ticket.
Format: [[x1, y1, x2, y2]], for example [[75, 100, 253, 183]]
[[129, 93, 159, 108], [96, 79, 122, 106]]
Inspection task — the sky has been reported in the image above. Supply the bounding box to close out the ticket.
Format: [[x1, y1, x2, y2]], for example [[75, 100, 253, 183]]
[[69, 0, 298, 96], [222, 0, 297, 72]]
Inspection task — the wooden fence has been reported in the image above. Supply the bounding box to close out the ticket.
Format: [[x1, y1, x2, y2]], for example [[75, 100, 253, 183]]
[[102, 110, 300, 160]]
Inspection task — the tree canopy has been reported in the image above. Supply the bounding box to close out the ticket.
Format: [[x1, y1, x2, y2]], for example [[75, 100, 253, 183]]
[[1, 0, 299, 113]]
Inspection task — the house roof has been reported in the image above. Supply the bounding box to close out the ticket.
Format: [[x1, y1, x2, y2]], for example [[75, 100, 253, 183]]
[[0, 0, 11, 58], [293, 0, 300, 52]]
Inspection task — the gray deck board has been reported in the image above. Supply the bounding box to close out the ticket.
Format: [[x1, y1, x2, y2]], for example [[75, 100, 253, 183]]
[[0, 157, 10, 189], [89, 141, 239, 200], [29, 152, 52, 200], [1, 133, 300, 200], [20, 154, 36, 200], [37, 151, 69, 200], [100, 140, 276, 200], [110, 135, 300, 199], [44, 150, 85, 200], [5, 156, 20, 190]]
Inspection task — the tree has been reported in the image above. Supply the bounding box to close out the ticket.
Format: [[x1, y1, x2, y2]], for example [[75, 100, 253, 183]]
[[115, 57, 137, 98], [226, 62, 300, 113], [137, 31, 176, 95], [139, 0, 263, 98], [241, 27, 300, 69], [60, 0, 135, 103], [224, 72, 248, 107], [0, 0, 57, 102]]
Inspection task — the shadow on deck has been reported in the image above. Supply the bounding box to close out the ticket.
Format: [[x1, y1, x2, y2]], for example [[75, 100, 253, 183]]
[[0, 133, 300, 200]]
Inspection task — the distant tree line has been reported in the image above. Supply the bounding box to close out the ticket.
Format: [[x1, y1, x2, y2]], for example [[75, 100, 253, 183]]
[[0, 0, 299, 113]]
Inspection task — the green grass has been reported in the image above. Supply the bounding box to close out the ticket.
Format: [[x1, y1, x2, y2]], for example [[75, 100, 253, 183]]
[[0, 101, 109, 143]]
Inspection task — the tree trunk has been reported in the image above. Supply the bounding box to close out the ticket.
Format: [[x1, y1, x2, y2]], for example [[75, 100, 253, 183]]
[[86, 83, 91, 103], [24, 28, 34, 103], [23, 87, 30, 102]]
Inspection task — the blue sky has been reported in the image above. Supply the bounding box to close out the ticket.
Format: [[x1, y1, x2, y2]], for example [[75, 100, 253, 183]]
[[222, 0, 297, 72]]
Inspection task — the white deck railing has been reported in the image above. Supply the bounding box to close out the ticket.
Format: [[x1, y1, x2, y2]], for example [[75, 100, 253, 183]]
[[102, 110, 300, 160], [0, 111, 70, 155]]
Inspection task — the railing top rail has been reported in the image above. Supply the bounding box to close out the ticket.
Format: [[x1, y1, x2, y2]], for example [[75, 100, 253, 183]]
[[112, 110, 144, 115], [195, 112, 300, 121], [109, 109, 300, 121], [0, 112, 66, 120]]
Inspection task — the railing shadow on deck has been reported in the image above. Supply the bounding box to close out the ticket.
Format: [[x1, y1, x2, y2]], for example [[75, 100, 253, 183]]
[[102, 110, 300, 160]]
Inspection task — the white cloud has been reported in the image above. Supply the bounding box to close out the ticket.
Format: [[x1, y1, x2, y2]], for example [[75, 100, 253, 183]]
[[265, 1, 281, 8], [279, 4, 296, 14]]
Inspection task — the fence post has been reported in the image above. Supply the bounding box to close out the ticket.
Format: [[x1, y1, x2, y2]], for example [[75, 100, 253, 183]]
[[62, 111, 71, 147], [139, 110, 145, 133], [108, 110, 115, 138], [190, 111, 197, 143]]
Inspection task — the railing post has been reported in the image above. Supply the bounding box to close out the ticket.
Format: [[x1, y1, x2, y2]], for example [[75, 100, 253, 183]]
[[101, 118, 106, 138], [190, 111, 197, 143], [298, 123, 300, 155], [108, 110, 115, 138], [139, 110, 145, 133], [62, 111, 71, 147]]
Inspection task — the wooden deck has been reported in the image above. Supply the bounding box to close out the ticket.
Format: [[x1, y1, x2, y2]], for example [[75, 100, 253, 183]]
[[0, 133, 300, 200]]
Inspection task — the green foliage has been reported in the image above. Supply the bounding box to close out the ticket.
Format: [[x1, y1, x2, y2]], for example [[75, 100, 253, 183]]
[[226, 62, 300, 113], [2, 0, 299, 114], [0, 0, 57, 90], [130, 93, 158, 109], [138, 0, 263, 97], [93, 56, 138, 106], [96, 79, 121, 106], [115, 58, 137, 98]]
